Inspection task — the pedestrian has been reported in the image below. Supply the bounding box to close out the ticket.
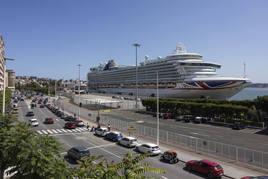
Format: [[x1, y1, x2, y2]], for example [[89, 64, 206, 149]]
[[107, 123, 111, 132], [90, 126, 95, 132], [86, 123, 89, 130]]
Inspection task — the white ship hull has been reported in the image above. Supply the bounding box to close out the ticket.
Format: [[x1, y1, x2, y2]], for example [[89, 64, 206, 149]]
[[96, 81, 248, 99]]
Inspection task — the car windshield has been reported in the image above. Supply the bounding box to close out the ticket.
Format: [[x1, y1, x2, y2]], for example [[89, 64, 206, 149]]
[[214, 165, 222, 170], [131, 139, 137, 142], [80, 150, 89, 155], [152, 146, 159, 149]]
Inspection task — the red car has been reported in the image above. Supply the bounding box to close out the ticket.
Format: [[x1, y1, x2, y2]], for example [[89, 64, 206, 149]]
[[38, 100, 42, 104], [186, 160, 223, 178], [65, 122, 76, 129], [241, 177, 268, 179], [44, 118, 54, 124]]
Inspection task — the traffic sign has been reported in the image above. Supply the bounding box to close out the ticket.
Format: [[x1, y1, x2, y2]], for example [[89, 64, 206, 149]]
[[103, 109, 110, 112], [128, 125, 136, 131]]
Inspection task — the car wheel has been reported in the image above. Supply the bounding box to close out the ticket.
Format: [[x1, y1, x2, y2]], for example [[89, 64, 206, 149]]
[[127, 144, 130, 148], [207, 173, 214, 179], [186, 165, 192, 171]]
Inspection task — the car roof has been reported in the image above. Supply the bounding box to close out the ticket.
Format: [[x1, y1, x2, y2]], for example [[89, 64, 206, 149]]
[[30, 119, 37, 121], [124, 136, 136, 140], [110, 131, 121, 135], [200, 160, 219, 166], [143, 143, 158, 147], [73, 146, 88, 151]]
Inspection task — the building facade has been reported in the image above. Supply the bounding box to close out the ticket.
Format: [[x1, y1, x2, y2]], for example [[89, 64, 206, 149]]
[[6, 69, 15, 91], [0, 35, 5, 91]]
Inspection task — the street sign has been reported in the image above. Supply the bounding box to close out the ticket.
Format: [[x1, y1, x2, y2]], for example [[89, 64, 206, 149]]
[[128, 125, 136, 131], [103, 109, 110, 112]]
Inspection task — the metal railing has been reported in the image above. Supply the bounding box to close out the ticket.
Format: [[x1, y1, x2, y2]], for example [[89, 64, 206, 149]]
[[56, 99, 268, 170]]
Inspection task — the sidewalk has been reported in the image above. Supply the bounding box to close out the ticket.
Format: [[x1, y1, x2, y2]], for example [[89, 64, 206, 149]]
[[57, 98, 267, 179]]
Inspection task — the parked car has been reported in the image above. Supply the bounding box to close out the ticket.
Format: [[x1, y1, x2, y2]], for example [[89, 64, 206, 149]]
[[185, 160, 224, 178], [61, 113, 69, 120], [183, 115, 194, 123], [40, 104, 45, 108], [135, 143, 161, 156], [38, 100, 42, 104], [26, 111, 34, 117], [193, 116, 203, 124], [160, 150, 179, 164], [118, 137, 138, 147], [241, 177, 268, 179], [95, 127, 109, 137], [44, 118, 54, 124], [65, 122, 76, 129], [64, 115, 75, 121], [67, 146, 90, 161], [29, 119, 39, 127], [75, 120, 85, 127], [232, 122, 245, 130], [163, 113, 172, 119], [175, 115, 184, 121], [105, 131, 123, 142]]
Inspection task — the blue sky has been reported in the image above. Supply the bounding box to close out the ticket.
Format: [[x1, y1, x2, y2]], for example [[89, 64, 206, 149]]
[[1, 0, 268, 82]]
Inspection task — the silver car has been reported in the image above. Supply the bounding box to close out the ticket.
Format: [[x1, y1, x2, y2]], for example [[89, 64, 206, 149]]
[[135, 143, 161, 156], [118, 137, 138, 148]]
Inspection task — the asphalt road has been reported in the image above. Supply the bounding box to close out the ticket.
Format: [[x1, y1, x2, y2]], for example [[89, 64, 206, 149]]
[[63, 98, 268, 153], [17, 100, 229, 179]]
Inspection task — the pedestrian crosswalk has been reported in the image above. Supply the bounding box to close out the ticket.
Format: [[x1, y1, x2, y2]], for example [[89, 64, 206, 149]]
[[36, 128, 89, 135]]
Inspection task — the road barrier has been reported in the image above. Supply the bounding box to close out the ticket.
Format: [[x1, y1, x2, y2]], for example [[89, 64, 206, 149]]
[[56, 99, 268, 171]]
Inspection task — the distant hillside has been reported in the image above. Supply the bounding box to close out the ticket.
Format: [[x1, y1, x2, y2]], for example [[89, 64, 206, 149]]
[[248, 83, 268, 88]]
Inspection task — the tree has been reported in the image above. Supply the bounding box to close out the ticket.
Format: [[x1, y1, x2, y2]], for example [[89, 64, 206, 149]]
[[114, 152, 165, 179], [0, 116, 69, 179], [72, 152, 165, 179]]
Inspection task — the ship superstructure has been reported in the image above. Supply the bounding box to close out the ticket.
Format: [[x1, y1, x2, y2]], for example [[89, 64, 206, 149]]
[[87, 44, 249, 99]]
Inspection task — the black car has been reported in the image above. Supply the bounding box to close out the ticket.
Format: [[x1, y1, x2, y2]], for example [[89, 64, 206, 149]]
[[232, 122, 245, 130], [40, 104, 45, 108], [67, 146, 90, 161], [26, 111, 34, 117], [65, 115, 75, 121]]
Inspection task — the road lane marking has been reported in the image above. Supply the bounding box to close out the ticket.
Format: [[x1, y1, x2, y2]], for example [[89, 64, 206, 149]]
[[66, 129, 72, 132], [61, 129, 68, 133], [52, 129, 58, 133], [36, 130, 42, 134], [47, 130, 53, 134], [75, 128, 82, 132], [56, 129, 63, 133], [87, 143, 116, 150], [42, 130, 48, 134]]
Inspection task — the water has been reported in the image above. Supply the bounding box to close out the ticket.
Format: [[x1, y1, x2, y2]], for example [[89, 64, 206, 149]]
[[230, 87, 268, 101]]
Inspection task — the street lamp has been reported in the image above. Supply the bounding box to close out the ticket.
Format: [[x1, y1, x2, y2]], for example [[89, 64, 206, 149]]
[[77, 64, 81, 120], [133, 43, 141, 110], [2, 57, 14, 115], [156, 71, 159, 145]]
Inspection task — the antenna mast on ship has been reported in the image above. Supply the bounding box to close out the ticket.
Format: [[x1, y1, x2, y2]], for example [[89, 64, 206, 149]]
[[243, 62, 246, 78]]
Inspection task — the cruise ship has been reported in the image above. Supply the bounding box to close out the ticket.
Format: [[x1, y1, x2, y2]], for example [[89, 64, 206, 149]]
[[87, 44, 250, 99]]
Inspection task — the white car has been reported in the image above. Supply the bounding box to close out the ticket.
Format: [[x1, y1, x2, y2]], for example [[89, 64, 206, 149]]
[[29, 119, 39, 127], [135, 143, 161, 156], [95, 127, 109, 137], [118, 137, 138, 148]]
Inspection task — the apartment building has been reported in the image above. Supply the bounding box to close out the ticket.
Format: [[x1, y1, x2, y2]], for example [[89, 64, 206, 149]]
[[0, 35, 5, 91]]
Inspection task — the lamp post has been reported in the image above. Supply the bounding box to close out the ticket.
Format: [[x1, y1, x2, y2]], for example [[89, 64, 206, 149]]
[[156, 71, 159, 145], [133, 43, 141, 110], [2, 57, 14, 115], [78, 64, 81, 120]]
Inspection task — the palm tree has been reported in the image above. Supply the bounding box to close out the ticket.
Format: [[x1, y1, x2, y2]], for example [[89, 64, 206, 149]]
[[114, 152, 165, 179], [71, 152, 165, 179]]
